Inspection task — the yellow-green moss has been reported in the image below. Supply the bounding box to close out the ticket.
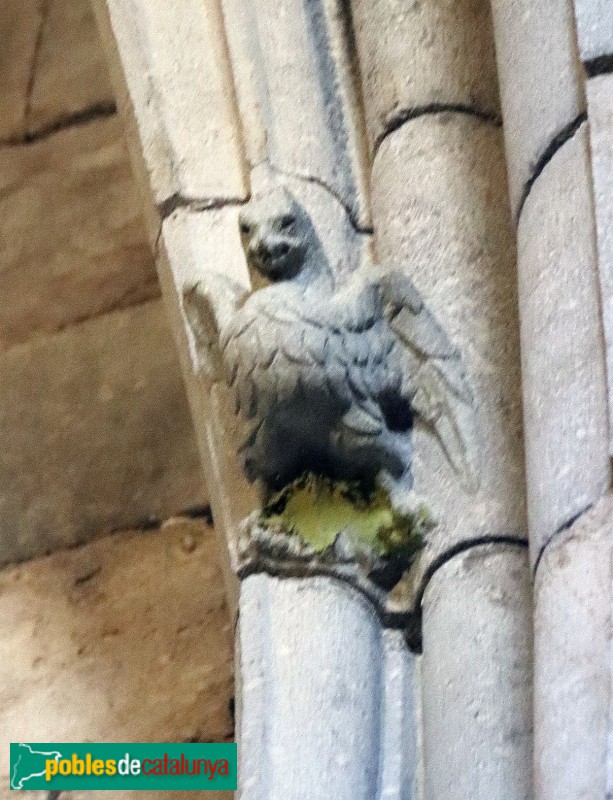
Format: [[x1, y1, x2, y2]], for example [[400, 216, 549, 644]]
[[259, 474, 430, 559]]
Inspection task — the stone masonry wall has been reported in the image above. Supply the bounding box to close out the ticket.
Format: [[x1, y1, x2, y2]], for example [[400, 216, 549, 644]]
[[0, 1, 233, 797]]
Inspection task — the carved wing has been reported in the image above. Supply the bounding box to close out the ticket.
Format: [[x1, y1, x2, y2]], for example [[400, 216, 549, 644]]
[[377, 270, 479, 492], [182, 274, 248, 381]]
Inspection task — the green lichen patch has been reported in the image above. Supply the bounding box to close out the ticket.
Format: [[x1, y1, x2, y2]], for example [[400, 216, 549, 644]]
[[259, 474, 430, 560]]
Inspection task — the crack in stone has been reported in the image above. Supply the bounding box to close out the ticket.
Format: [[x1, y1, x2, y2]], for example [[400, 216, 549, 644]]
[[239, 559, 415, 631], [0, 504, 214, 570], [267, 162, 374, 236], [373, 103, 503, 160], [182, 728, 235, 744], [585, 53, 613, 78], [157, 192, 248, 220], [47, 277, 161, 337], [239, 530, 527, 653], [516, 113, 587, 224], [533, 500, 596, 576], [104, 503, 214, 535], [414, 535, 529, 617], [0, 101, 118, 147], [25, 0, 53, 131], [182, 504, 214, 524]]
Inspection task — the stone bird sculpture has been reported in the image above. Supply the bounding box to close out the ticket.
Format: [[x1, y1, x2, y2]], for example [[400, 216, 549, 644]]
[[183, 186, 478, 513]]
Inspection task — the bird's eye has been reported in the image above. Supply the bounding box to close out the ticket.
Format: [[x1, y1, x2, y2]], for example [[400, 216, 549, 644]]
[[240, 222, 251, 235], [279, 214, 295, 230]]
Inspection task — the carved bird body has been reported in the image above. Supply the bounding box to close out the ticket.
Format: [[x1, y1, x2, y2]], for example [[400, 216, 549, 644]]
[[184, 186, 477, 508]]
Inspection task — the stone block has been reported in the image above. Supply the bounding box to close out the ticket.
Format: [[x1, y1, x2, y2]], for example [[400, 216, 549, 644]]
[[421, 544, 533, 800], [534, 496, 611, 800], [159, 205, 258, 553], [27, 0, 115, 131], [0, 517, 233, 783], [351, 0, 500, 150], [490, 0, 585, 216], [371, 115, 526, 569], [518, 124, 610, 558], [573, 0, 613, 62], [161, 206, 249, 298], [0, 300, 207, 566], [0, 116, 159, 351], [91, 0, 247, 207], [0, 0, 41, 141]]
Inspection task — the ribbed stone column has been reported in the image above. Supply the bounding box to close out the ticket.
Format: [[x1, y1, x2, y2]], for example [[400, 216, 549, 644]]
[[490, 1, 612, 798], [567, 7, 613, 794], [237, 576, 419, 800], [351, 2, 532, 799]]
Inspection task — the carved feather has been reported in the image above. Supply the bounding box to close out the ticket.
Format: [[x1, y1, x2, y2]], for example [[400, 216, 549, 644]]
[[182, 275, 247, 381], [375, 269, 478, 490]]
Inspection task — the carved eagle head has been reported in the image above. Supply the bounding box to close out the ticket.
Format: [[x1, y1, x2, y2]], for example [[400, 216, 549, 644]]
[[238, 186, 311, 282]]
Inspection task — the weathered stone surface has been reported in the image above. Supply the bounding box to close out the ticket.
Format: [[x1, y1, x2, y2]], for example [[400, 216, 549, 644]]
[[0, 299, 207, 566], [573, 0, 613, 62], [421, 544, 533, 800], [160, 204, 257, 570], [91, 0, 248, 208], [490, 0, 586, 215], [351, 0, 501, 150], [584, 74, 613, 453], [0, 0, 41, 141], [518, 124, 610, 559], [0, 116, 159, 351], [0, 517, 233, 784], [379, 630, 419, 800], [27, 0, 115, 131], [161, 206, 249, 298], [534, 496, 611, 800], [238, 574, 385, 800], [221, 0, 371, 228], [371, 115, 526, 572]]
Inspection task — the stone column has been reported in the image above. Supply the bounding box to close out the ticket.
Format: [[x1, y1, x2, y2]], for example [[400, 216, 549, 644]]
[[569, 3, 613, 794], [569, 2, 613, 453], [490, 1, 612, 798], [237, 576, 419, 800], [350, 2, 533, 799]]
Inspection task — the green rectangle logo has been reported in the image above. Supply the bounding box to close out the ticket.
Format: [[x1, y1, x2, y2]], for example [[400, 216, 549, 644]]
[[10, 743, 237, 791]]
